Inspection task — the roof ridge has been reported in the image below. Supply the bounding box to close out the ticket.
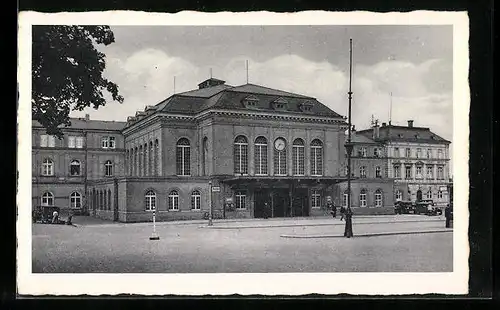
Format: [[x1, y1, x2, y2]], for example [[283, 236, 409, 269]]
[[231, 83, 314, 99]]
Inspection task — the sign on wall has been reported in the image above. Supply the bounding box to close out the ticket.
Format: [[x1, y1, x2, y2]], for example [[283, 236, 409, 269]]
[[211, 186, 221, 192]]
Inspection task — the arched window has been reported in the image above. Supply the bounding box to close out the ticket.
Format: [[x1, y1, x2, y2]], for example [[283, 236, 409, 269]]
[[395, 190, 403, 201], [234, 136, 248, 175], [310, 139, 323, 176], [41, 192, 54, 206], [202, 137, 208, 176], [70, 160, 81, 176], [144, 143, 149, 176], [292, 138, 305, 175], [375, 189, 383, 207], [273, 138, 287, 176], [176, 138, 191, 176], [149, 142, 153, 177], [375, 166, 381, 178], [139, 145, 143, 176], [168, 190, 180, 211], [360, 166, 367, 178], [70, 192, 82, 208], [359, 189, 367, 207], [105, 160, 113, 176], [42, 158, 54, 176], [134, 147, 138, 176], [254, 136, 268, 176], [154, 139, 159, 176], [191, 190, 201, 210], [108, 189, 112, 210], [145, 190, 156, 211]]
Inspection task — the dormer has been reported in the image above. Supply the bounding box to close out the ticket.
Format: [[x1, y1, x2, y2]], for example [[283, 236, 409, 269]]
[[145, 105, 157, 114], [298, 100, 314, 112], [272, 97, 288, 110], [241, 95, 259, 109]]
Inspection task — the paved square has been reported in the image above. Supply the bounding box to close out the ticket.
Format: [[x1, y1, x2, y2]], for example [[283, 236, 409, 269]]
[[32, 216, 452, 273]]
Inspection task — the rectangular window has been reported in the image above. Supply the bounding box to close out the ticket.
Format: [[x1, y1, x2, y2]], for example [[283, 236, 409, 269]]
[[76, 137, 84, 148], [405, 166, 412, 179], [293, 146, 305, 175], [40, 135, 55, 147], [109, 137, 116, 148], [427, 149, 432, 158], [360, 166, 366, 178], [311, 190, 321, 208], [359, 193, 367, 207], [375, 167, 381, 178], [394, 147, 399, 158], [394, 166, 400, 178], [427, 166, 434, 179], [416, 166, 422, 178], [438, 166, 444, 179], [101, 137, 109, 148], [235, 191, 246, 209], [417, 148, 422, 158], [255, 144, 268, 175], [405, 148, 411, 158], [362, 147, 367, 157], [68, 136, 76, 148], [438, 149, 443, 159]]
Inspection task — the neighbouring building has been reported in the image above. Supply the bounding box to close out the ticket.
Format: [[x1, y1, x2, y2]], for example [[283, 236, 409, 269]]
[[355, 120, 452, 208]]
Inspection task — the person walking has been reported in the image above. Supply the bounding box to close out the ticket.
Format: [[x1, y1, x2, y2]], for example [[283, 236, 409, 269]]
[[340, 206, 346, 221], [328, 201, 336, 218], [52, 210, 59, 224]]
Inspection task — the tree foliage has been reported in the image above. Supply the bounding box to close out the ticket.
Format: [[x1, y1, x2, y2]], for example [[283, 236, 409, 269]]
[[32, 25, 124, 137]]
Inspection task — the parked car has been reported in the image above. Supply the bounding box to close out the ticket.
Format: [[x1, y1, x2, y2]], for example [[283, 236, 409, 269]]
[[394, 201, 415, 214], [414, 200, 442, 216]]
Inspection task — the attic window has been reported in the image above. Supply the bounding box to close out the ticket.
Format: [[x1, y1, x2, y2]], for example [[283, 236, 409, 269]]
[[273, 97, 288, 110], [242, 95, 259, 108], [430, 136, 435, 140], [398, 134, 404, 138], [415, 134, 420, 139], [299, 101, 314, 112]]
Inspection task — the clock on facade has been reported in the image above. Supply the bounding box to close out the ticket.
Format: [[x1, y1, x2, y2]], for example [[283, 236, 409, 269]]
[[274, 138, 286, 151]]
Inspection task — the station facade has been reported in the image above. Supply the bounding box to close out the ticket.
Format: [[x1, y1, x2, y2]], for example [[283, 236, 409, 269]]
[[32, 77, 450, 222]]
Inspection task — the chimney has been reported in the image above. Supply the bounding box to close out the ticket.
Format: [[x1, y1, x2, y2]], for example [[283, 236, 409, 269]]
[[372, 123, 380, 140], [408, 120, 414, 128], [85, 114, 90, 121], [382, 122, 386, 127]]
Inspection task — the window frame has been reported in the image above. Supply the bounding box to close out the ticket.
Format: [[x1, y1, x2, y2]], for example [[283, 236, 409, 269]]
[[292, 139, 305, 176], [310, 139, 323, 176], [70, 160, 81, 176], [191, 190, 201, 210], [145, 190, 156, 211], [41, 192, 54, 206], [168, 190, 180, 211], [104, 160, 113, 177], [42, 158, 54, 176], [359, 190, 367, 207], [235, 190, 246, 210], [234, 136, 249, 175], [375, 190, 383, 207], [311, 190, 321, 209], [69, 191, 82, 209], [254, 137, 268, 176]]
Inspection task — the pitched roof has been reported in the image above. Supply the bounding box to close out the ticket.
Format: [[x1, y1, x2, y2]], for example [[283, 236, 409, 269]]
[[356, 125, 451, 144], [349, 132, 378, 144], [154, 81, 342, 118], [32, 118, 126, 131]]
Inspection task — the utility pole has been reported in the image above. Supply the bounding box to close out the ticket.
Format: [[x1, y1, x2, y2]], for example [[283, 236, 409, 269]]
[[344, 38, 354, 238], [208, 180, 213, 226]]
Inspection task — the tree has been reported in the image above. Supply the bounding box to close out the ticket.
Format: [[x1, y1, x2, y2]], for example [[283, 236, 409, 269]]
[[32, 25, 124, 137]]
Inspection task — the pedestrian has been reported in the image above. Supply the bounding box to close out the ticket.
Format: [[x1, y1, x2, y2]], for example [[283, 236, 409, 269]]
[[263, 202, 269, 219], [340, 206, 346, 221], [52, 210, 59, 224], [445, 204, 451, 228], [328, 201, 336, 218]]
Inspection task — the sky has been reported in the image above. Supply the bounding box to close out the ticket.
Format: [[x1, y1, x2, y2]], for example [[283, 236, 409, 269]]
[[71, 25, 453, 144]]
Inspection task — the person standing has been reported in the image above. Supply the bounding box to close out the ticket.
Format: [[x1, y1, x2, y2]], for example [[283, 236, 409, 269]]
[[328, 200, 336, 218], [445, 204, 452, 228], [52, 210, 59, 224]]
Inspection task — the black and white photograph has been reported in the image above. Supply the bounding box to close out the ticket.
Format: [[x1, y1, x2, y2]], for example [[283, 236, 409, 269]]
[[17, 11, 470, 295]]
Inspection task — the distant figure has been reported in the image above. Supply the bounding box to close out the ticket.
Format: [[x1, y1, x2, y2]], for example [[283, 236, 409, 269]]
[[66, 212, 73, 225], [445, 204, 452, 228], [328, 201, 336, 218], [340, 206, 346, 221], [52, 210, 59, 224], [263, 202, 269, 219]]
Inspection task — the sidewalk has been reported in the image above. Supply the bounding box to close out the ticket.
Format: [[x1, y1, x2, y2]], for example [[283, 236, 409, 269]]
[[281, 228, 453, 239], [70, 214, 445, 228]]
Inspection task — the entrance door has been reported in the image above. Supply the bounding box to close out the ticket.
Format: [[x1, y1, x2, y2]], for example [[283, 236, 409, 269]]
[[416, 190, 422, 202], [292, 189, 309, 217], [271, 189, 290, 217], [254, 189, 268, 218]]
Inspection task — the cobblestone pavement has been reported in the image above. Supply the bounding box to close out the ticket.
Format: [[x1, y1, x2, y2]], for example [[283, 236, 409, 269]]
[[32, 217, 452, 273]]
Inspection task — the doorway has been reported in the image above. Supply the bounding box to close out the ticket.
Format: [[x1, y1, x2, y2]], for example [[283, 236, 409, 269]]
[[416, 190, 422, 202]]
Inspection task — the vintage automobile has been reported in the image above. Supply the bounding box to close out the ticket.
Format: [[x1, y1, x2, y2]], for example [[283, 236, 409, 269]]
[[394, 201, 415, 214], [414, 200, 443, 216]]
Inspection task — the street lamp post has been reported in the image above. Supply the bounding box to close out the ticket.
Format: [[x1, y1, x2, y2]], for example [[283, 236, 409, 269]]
[[344, 38, 354, 238]]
